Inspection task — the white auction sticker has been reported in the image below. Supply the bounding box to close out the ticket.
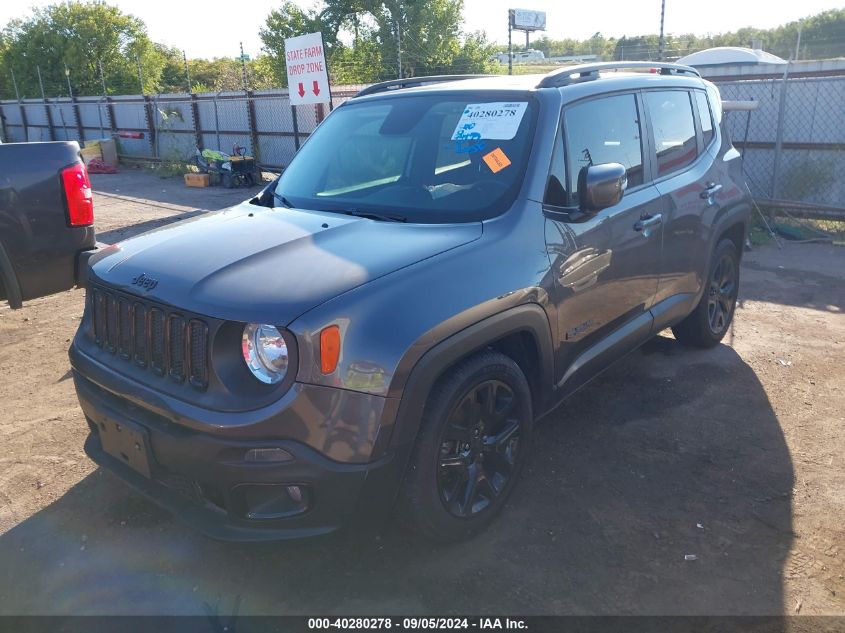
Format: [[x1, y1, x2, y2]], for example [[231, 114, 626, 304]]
[[451, 102, 528, 141]]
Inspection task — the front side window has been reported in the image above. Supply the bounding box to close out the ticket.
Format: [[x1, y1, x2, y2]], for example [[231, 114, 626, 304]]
[[645, 90, 698, 176], [276, 94, 537, 223], [565, 94, 644, 207], [544, 126, 567, 208]]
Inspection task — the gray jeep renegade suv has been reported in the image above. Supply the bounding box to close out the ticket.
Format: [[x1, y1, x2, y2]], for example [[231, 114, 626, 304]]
[[70, 62, 750, 541]]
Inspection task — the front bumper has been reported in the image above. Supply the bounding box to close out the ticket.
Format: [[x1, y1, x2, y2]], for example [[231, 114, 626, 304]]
[[72, 367, 407, 542]]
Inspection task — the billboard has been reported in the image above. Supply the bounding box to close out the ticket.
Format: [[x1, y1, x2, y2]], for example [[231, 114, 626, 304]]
[[511, 9, 546, 31]]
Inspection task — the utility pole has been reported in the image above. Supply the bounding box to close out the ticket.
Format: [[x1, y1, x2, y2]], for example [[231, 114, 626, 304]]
[[508, 9, 514, 76], [240, 41, 249, 90], [396, 20, 402, 79], [183, 50, 192, 93], [658, 0, 666, 60], [794, 22, 803, 61]]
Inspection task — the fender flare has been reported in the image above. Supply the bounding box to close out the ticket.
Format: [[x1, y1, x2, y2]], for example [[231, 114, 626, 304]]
[[0, 238, 22, 309], [386, 303, 554, 450], [691, 203, 750, 308]]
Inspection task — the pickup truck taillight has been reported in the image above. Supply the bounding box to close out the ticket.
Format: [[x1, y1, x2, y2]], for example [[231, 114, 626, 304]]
[[61, 162, 94, 227]]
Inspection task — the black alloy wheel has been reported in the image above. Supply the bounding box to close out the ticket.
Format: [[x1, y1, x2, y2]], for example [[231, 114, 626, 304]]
[[436, 379, 523, 518], [707, 251, 736, 335], [397, 350, 533, 541]]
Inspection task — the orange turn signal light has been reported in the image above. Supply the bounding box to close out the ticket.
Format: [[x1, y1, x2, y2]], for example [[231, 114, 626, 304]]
[[320, 325, 341, 374]]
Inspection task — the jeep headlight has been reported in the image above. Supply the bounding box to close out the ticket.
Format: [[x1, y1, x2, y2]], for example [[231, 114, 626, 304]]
[[242, 324, 290, 384]]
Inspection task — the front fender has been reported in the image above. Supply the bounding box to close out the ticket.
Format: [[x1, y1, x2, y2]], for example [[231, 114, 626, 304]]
[[385, 303, 554, 450]]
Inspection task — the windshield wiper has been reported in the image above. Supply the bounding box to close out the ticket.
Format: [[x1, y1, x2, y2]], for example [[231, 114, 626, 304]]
[[338, 209, 407, 223]]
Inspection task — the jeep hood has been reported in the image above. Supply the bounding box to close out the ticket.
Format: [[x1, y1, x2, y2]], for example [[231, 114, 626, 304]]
[[89, 202, 482, 324]]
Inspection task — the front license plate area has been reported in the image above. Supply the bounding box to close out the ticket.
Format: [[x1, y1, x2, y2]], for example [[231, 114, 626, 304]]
[[99, 418, 152, 479]]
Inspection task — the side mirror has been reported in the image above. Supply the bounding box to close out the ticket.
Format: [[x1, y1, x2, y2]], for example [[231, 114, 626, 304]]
[[578, 163, 627, 213]]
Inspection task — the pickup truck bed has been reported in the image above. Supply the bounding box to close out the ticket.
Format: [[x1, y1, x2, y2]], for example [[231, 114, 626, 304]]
[[0, 141, 97, 308]]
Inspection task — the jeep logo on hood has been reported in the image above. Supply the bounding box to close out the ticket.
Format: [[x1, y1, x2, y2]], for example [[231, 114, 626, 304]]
[[131, 273, 159, 291]]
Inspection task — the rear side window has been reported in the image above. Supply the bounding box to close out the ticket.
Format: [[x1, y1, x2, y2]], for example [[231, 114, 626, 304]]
[[565, 94, 644, 207], [645, 91, 697, 177], [694, 91, 715, 148]]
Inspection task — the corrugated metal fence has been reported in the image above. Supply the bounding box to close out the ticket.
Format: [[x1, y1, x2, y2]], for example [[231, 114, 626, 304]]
[[0, 87, 363, 171], [1, 76, 844, 213]]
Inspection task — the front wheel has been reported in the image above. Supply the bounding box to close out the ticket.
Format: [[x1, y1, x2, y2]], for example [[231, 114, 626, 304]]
[[397, 350, 533, 542], [672, 238, 740, 348]]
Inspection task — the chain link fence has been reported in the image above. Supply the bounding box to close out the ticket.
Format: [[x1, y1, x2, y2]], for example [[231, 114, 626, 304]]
[[0, 87, 363, 171], [713, 73, 845, 217]]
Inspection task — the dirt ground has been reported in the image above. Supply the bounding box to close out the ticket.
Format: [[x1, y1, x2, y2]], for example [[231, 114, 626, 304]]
[[0, 172, 843, 616]]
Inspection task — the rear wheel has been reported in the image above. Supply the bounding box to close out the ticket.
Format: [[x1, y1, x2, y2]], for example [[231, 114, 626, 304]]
[[397, 350, 533, 542], [672, 238, 740, 348]]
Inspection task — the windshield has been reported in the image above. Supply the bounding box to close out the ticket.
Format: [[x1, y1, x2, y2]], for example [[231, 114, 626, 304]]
[[275, 93, 537, 222]]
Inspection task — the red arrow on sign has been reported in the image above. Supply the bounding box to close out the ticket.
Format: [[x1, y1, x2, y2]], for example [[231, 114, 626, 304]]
[[312, 81, 321, 96], [297, 82, 305, 97]]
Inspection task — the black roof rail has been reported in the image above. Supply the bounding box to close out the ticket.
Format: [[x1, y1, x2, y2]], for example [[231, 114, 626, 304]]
[[355, 75, 492, 98], [537, 61, 700, 88]]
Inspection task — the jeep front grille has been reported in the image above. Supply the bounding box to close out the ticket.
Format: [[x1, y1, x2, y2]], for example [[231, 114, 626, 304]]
[[89, 286, 209, 391]]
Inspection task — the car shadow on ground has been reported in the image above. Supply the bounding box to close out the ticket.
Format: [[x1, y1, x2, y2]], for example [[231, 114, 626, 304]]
[[0, 336, 793, 616]]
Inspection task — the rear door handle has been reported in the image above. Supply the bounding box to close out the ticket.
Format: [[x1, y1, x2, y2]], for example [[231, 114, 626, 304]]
[[700, 182, 723, 201], [634, 213, 662, 234]]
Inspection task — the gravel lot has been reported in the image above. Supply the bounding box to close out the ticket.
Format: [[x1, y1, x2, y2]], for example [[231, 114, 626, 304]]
[[0, 171, 843, 616]]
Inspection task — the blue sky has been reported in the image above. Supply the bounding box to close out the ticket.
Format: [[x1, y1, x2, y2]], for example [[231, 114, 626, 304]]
[[2, 0, 842, 59]]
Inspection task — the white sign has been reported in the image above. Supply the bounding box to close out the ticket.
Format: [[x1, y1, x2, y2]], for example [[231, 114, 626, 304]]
[[285, 32, 330, 106], [511, 9, 546, 31], [451, 102, 528, 141]]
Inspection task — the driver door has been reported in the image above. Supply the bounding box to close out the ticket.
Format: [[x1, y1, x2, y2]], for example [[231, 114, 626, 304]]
[[544, 92, 663, 395]]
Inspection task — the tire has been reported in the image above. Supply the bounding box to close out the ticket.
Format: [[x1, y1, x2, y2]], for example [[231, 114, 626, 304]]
[[672, 238, 740, 348], [397, 350, 533, 542]]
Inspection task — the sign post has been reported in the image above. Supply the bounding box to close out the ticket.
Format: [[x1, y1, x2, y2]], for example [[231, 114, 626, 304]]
[[284, 32, 332, 107], [508, 8, 547, 68]]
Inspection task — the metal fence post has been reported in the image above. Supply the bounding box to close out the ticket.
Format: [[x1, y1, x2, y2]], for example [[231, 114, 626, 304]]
[[213, 92, 221, 151], [143, 95, 157, 158], [45, 99, 56, 141], [71, 96, 85, 146], [37, 66, 55, 141], [18, 100, 30, 142], [0, 107, 8, 143], [771, 63, 791, 199], [104, 96, 117, 137], [190, 93, 202, 149], [291, 104, 300, 151], [245, 90, 260, 160]]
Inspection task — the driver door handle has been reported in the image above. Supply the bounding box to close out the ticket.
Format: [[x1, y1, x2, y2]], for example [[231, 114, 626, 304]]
[[634, 213, 662, 232]]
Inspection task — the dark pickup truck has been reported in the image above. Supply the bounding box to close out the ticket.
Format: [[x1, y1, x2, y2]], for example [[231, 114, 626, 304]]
[[0, 141, 97, 308]]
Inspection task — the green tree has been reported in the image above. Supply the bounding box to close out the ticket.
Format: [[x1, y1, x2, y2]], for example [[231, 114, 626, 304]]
[[259, 0, 496, 85], [259, 1, 328, 86], [1, 1, 164, 98]]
